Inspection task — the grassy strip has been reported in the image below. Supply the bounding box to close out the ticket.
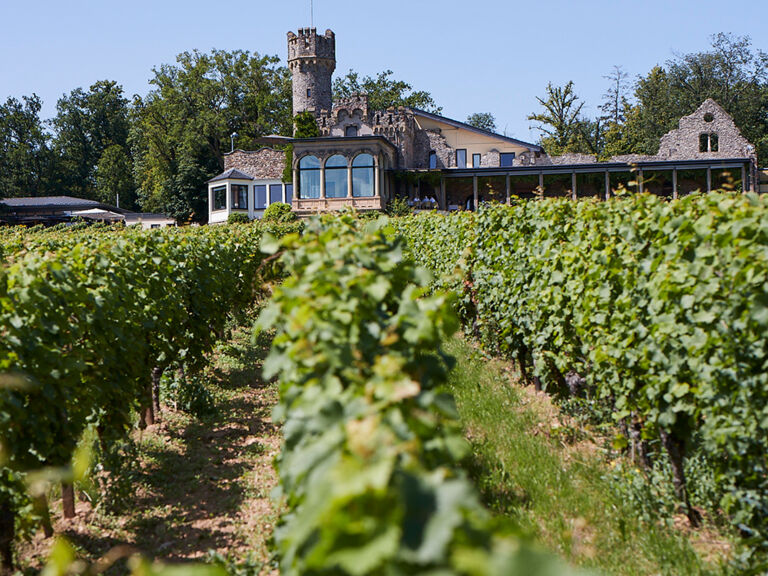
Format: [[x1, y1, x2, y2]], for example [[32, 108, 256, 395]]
[[445, 335, 731, 576]]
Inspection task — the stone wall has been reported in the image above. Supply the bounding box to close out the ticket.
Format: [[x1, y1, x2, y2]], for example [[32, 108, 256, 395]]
[[224, 148, 285, 180], [658, 99, 756, 161]]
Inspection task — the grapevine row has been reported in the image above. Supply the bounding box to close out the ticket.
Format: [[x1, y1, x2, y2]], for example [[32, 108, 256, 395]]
[[394, 193, 768, 552], [0, 223, 276, 571], [257, 214, 575, 575]]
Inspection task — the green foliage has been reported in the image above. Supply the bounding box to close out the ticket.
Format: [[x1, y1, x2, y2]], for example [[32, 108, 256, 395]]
[[333, 69, 442, 114], [466, 113, 497, 132], [131, 49, 292, 222], [160, 370, 217, 417], [262, 202, 296, 223], [293, 111, 320, 138], [528, 81, 598, 155], [0, 223, 267, 569], [52, 80, 134, 203], [227, 212, 250, 224], [257, 215, 577, 575], [282, 143, 294, 184], [396, 194, 768, 568], [96, 143, 135, 208], [0, 94, 53, 198], [386, 196, 412, 217]]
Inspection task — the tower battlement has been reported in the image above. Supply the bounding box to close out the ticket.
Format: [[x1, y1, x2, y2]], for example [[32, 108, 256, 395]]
[[287, 28, 335, 63]]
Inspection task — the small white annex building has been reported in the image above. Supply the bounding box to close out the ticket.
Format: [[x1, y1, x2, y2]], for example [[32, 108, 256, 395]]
[[207, 167, 294, 224]]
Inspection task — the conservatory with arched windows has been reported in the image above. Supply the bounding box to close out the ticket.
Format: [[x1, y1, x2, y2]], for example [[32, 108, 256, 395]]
[[291, 136, 397, 215]]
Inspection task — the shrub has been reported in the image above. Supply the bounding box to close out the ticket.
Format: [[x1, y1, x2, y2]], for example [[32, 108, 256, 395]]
[[263, 202, 297, 223], [386, 196, 412, 217], [227, 212, 250, 224]]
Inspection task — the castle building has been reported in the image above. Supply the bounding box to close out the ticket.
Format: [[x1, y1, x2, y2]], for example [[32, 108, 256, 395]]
[[207, 27, 759, 222]]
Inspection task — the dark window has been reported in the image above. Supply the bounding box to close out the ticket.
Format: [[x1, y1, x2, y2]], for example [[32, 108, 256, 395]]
[[212, 185, 226, 211], [231, 184, 249, 210], [500, 152, 516, 167], [345, 125, 358, 137], [699, 133, 709, 152], [299, 155, 321, 199], [472, 153, 481, 168], [429, 151, 437, 169], [307, 88, 311, 98], [699, 133, 719, 152], [255, 185, 267, 209], [704, 112, 714, 122], [325, 155, 348, 198], [285, 184, 293, 204], [352, 154, 375, 197], [456, 149, 467, 168], [270, 184, 283, 205]]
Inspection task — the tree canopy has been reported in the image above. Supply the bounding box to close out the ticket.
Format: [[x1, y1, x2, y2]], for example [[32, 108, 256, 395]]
[[530, 33, 768, 160], [466, 112, 497, 132], [333, 69, 441, 114], [130, 49, 292, 222]]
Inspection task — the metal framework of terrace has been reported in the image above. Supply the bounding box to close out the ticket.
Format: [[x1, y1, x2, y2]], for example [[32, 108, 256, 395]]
[[416, 158, 755, 210]]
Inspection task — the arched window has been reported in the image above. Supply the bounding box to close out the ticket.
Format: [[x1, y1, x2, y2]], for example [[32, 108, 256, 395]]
[[345, 125, 359, 137], [429, 151, 437, 169], [299, 155, 321, 199], [325, 155, 348, 198], [352, 153, 375, 198]]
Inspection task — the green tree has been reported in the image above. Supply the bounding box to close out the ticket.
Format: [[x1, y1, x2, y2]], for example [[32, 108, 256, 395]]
[[0, 94, 53, 197], [96, 144, 135, 209], [528, 81, 598, 155], [333, 69, 441, 113], [618, 34, 768, 159], [51, 80, 132, 200], [466, 112, 497, 132], [131, 49, 292, 222]]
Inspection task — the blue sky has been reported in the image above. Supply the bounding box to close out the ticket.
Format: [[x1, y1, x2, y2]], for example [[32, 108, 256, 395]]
[[1, 0, 766, 142]]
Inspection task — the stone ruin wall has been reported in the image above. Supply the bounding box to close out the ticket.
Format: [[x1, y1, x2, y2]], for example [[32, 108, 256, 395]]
[[224, 148, 285, 180], [657, 99, 756, 161]]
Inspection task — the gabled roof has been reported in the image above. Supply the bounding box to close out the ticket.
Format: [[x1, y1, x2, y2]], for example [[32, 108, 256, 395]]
[[410, 108, 543, 152], [207, 168, 254, 183]]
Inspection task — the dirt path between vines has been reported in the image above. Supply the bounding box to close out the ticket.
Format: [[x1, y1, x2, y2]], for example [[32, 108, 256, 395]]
[[18, 326, 281, 575]]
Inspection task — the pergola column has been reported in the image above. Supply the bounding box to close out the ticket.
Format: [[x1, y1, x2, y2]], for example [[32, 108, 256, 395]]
[[505, 174, 511, 205], [638, 170, 644, 193], [571, 172, 577, 200], [347, 164, 353, 198], [440, 177, 447, 210], [706, 167, 712, 193], [604, 171, 610, 200], [473, 176, 479, 211], [374, 163, 381, 197], [538, 172, 544, 195], [672, 169, 678, 200], [320, 165, 326, 199], [742, 165, 747, 194], [292, 167, 298, 202]]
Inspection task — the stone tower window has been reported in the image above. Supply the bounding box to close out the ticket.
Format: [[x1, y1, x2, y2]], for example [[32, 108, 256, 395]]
[[704, 112, 714, 122], [307, 88, 311, 98], [345, 125, 359, 137], [429, 151, 437, 169]]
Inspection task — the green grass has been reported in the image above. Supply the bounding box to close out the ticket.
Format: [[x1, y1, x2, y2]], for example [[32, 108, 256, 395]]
[[444, 335, 731, 576]]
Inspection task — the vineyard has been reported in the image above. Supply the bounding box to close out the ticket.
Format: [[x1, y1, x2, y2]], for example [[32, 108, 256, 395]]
[[1, 194, 767, 574]]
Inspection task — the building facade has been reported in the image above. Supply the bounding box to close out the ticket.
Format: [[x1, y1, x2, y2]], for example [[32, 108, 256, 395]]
[[207, 27, 759, 222]]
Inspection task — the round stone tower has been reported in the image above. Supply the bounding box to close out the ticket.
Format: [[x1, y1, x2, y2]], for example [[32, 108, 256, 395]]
[[287, 28, 336, 117]]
